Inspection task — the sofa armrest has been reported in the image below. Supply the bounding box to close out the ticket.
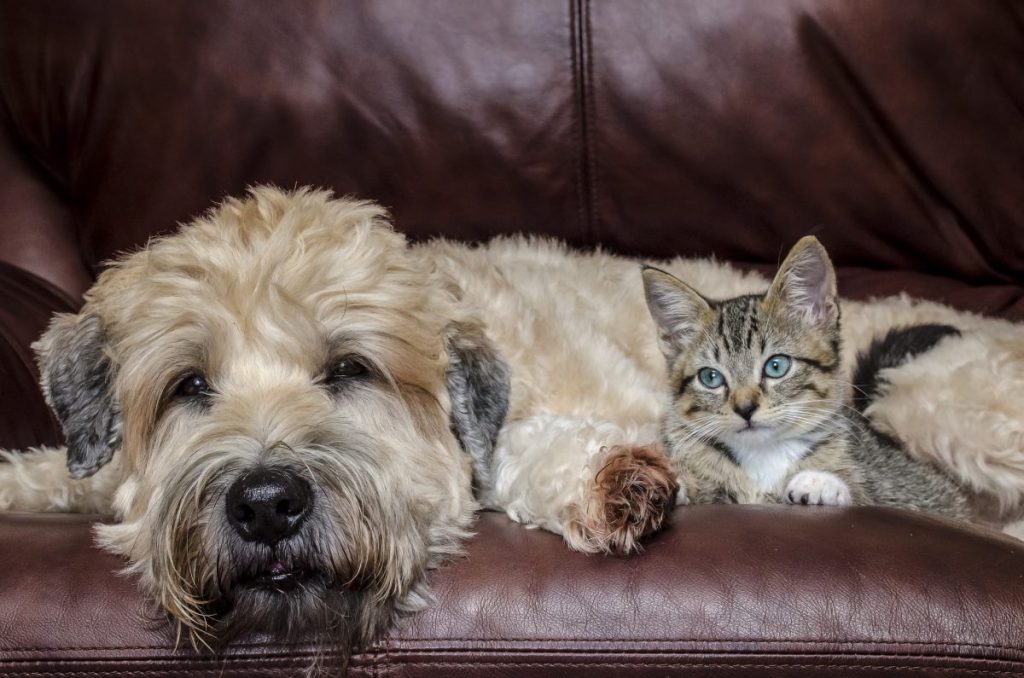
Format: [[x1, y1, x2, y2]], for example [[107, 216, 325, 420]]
[[0, 262, 77, 449], [1, 508, 1022, 677]]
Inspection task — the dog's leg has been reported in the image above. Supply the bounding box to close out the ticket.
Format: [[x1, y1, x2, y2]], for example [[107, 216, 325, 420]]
[[487, 415, 677, 554], [0, 447, 119, 513], [577, 442, 680, 554]]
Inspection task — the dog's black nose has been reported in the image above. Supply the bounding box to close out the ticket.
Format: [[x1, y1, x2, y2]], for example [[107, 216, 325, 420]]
[[226, 469, 312, 544], [733, 400, 759, 421]]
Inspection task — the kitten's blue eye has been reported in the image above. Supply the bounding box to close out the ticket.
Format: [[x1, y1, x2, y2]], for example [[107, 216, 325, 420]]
[[697, 367, 725, 388], [763, 355, 792, 379]]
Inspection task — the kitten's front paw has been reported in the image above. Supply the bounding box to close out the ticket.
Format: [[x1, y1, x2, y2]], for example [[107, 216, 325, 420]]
[[785, 471, 852, 507]]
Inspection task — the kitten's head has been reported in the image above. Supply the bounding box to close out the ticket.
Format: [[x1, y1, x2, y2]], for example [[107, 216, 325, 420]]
[[643, 237, 842, 451]]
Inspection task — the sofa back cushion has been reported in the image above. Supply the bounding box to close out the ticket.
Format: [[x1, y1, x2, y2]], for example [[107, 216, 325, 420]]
[[1, 0, 1022, 300]]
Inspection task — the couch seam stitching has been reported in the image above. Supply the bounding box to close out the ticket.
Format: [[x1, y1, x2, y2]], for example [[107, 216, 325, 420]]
[[6, 637, 1023, 655], [569, 0, 590, 243], [382, 638, 1024, 652], [5, 647, 1023, 664], [340, 661, 1024, 675], [581, 0, 601, 241]]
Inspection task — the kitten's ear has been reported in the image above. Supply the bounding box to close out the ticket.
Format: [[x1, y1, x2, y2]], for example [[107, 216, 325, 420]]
[[767, 236, 838, 329], [642, 266, 712, 358]]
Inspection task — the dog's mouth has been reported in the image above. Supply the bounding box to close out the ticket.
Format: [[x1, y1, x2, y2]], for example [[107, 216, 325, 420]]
[[208, 554, 357, 647], [235, 559, 330, 593]]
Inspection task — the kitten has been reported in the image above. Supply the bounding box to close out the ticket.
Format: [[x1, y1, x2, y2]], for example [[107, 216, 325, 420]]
[[641, 236, 970, 519]]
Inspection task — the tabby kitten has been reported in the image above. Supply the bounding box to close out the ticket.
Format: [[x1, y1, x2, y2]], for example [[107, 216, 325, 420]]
[[641, 236, 970, 519]]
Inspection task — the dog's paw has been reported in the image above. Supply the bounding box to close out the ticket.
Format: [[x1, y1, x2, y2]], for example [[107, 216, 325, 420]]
[[784, 470, 852, 506], [571, 443, 679, 555]]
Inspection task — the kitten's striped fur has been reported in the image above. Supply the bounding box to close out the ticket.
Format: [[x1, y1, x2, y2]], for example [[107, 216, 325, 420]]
[[643, 237, 970, 519]]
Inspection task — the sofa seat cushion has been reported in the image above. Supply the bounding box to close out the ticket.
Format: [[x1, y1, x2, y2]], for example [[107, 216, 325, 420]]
[[2, 508, 1022, 677]]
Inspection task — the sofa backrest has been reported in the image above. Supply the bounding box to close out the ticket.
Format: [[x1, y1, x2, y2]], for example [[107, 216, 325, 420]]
[[2, 0, 1023, 302]]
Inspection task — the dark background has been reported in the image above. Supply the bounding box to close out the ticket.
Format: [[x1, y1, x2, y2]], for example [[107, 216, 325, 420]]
[[2, 0, 1023, 448]]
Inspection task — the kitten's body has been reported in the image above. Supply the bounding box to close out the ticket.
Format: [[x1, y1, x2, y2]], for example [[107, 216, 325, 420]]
[[644, 237, 972, 520], [676, 406, 970, 519]]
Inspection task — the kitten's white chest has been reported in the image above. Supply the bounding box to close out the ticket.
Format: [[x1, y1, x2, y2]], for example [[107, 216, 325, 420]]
[[730, 438, 814, 492]]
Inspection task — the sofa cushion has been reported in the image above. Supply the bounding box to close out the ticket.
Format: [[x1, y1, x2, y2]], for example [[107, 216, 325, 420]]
[[2, 509, 1022, 677], [586, 0, 1024, 284], [2, 1, 1022, 298], [834, 268, 1024, 320], [0, 263, 76, 450]]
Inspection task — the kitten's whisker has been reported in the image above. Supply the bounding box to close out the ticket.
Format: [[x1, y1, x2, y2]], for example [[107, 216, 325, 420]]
[[675, 419, 729, 449], [792, 398, 867, 419], [830, 377, 872, 399]]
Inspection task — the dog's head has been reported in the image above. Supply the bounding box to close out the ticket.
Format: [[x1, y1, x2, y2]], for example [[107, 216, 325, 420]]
[[34, 187, 507, 652]]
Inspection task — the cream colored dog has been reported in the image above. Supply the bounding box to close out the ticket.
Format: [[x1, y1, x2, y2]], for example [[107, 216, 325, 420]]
[[2, 187, 1023, 650], [0, 191, 485, 657], [435, 234, 1024, 547]]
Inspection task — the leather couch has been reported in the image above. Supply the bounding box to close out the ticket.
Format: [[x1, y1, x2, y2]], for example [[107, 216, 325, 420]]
[[1, 1, 1023, 675]]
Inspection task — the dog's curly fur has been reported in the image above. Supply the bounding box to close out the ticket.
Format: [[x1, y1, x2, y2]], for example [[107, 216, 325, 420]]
[[3, 186, 1024, 653], [1, 188, 491, 660], [568, 444, 679, 555], [426, 236, 1024, 548]]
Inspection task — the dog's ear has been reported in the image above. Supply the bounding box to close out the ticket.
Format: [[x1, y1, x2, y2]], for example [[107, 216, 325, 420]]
[[444, 323, 510, 494], [33, 313, 122, 479]]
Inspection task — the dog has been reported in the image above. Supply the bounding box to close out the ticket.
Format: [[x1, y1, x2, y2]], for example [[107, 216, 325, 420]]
[[0, 189, 507, 660], [430, 233, 1024, 549], [3, 186, 1024, 652]]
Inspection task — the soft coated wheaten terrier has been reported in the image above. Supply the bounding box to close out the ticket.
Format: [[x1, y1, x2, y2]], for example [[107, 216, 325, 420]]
[[3, 186, 1024, 651]]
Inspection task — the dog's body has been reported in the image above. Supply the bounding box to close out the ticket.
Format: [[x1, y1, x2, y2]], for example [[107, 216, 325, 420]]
[[3, 187, 1024, 650], [425, 237, 1024, 549]]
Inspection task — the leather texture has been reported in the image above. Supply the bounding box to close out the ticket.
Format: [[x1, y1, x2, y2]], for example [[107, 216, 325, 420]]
[[1, 0, 1023, 675], [1, 510, 1023, 676], [0, 263, 75, 450], [1, 1, 1022, 288]]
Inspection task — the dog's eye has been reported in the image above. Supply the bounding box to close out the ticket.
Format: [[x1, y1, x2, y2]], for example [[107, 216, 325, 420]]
[[174, 373, 212, 400], [327, 357, 369, 385]]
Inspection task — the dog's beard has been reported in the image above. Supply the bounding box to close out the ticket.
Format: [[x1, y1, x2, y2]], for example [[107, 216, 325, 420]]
[[210, 560, 388, 659], [208, 536, 348, 645], [160, 503, 400, 667], [148, 437, 407, 657], [202, 537, 401, 671]]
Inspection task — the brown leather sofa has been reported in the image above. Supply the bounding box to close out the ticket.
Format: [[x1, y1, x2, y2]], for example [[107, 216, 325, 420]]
[[2, 2, 1023, 676]]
